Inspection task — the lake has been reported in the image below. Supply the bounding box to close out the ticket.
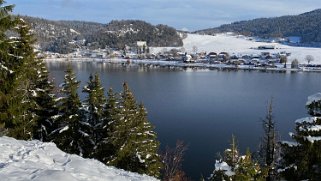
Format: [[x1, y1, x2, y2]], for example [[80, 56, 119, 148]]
[[47, 61, 321, 180]]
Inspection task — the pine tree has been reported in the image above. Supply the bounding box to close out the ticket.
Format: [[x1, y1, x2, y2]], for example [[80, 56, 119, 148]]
[[210, 135, 238, 180], [0, 2, 23, 136], [2, 17, 40, 140], [210, 136, 266, 181], [235, 149, 266, 181], [31, 58, 58, 142], [95, 87, 120, 162], [280, 93, 321, 180], [108, 83, 162, 177], [52, 66, 91, 156], [0, 8, 56, 140], [13, 18, 58, 141], [224, 135, 239, 169], [258, 99, 278, 181], [82, 73, 106, 156]]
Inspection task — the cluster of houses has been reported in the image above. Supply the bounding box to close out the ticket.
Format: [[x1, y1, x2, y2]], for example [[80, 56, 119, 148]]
[[182, 50, 291, 67], [42, 41, 293, 68]]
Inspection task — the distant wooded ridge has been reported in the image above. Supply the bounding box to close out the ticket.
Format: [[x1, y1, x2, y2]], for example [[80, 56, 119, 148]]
[[21, 9, 321, 54], [21, 16, 184, 54], [196, 9, 321, 46]]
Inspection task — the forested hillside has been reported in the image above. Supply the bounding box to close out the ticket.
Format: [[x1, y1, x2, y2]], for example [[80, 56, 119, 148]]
[[197, 9, 321, 45], [22, 16, 183, 54]]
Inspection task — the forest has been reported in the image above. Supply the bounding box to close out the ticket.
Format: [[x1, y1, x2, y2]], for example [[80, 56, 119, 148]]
[[197, 9, 321, 46], [21, 16, 183, 54]]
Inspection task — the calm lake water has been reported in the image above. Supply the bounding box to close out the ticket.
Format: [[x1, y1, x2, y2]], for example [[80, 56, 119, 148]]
[[47, 61, 321, 180]]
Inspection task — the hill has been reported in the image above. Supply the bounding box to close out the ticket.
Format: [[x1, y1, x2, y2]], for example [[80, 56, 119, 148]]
[[22, 16, 183, 54], [196, 9, 321, 46], [180, 33, 321, 64], [0, 136, 157, 181]]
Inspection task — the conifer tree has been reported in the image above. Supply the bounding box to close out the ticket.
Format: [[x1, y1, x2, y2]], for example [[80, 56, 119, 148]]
[[0, 5, 56, 140], [210, 136, 266, 181], [52, 66, 91, 156], [32, 58, 58, 142], [210, 135, 238, 181], [1, 17, 40, 140], [235, 149, 266, 181], [258, 100, 278, 181], [224, 135, 239, 168], [108, 83, 162, 178], [0, 2, 23, 136], [280, 93, 321, 180], [82, 73, 106, 156], [95, 87, 120, 162], [13, 18, 57, 141]]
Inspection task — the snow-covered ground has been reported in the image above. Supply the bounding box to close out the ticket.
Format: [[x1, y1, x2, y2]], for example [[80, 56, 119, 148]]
[[183, 33, 321, 64], [151, 33, 321, 64], [0, 136, 157, 181]]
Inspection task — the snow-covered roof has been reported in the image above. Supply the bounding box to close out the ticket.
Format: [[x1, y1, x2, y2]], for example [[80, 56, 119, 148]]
[[0, 136, 157, 181]]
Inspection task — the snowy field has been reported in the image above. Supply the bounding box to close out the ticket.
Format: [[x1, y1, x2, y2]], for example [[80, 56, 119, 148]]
[[0, 136, 157, 181], [151, 33, 321, 64]]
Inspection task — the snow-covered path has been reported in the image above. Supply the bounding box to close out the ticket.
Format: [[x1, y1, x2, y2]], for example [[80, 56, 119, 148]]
[[0, 136, 157, 181]]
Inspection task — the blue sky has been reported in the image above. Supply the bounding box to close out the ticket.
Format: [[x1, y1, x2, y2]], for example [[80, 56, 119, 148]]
[[7, 0, 321, 31]]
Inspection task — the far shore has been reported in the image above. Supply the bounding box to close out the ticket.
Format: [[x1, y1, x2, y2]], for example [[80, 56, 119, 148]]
[[44, 58, 321, 73]]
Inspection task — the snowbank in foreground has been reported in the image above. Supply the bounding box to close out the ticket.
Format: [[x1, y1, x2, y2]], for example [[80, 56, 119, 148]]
[[0, 136, 157, 181]]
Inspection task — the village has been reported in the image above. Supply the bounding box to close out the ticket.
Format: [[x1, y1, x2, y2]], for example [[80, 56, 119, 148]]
[[42, 38, 320, 71]]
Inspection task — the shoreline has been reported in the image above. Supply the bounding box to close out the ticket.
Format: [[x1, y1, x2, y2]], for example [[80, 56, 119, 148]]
[[44, 58, 321, 73]]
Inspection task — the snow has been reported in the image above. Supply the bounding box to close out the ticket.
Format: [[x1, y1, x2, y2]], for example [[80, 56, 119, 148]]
[[0, 136, 157, 181], [69, 114, 78, 119], [306, 93, 321, 105], [70, 29, 80, 35], [0, 63, 14, 74], [136, 152, 145, 163], [78, 130, 89, 137], [281, 141, 299, 147], [59, 126, 69, 133], [295, 117, 318, 124], [150, 33, 321, 64], [214, 160, 235, 176], [51, 115, 61, 120], [31, 90, 37, 97], [299, 125, 321, 132], [304, 135, 321, 143], [182, 33, 321, 64]]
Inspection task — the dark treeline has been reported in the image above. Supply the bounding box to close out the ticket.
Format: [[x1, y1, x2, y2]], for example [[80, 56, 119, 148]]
[[197, 9, 321, 45], [21, 16, 183, 54]]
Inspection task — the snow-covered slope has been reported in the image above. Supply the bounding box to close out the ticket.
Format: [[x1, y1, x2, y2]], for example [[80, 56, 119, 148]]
[[183, 33, 321, 64], [0, 136, 157, 181]]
